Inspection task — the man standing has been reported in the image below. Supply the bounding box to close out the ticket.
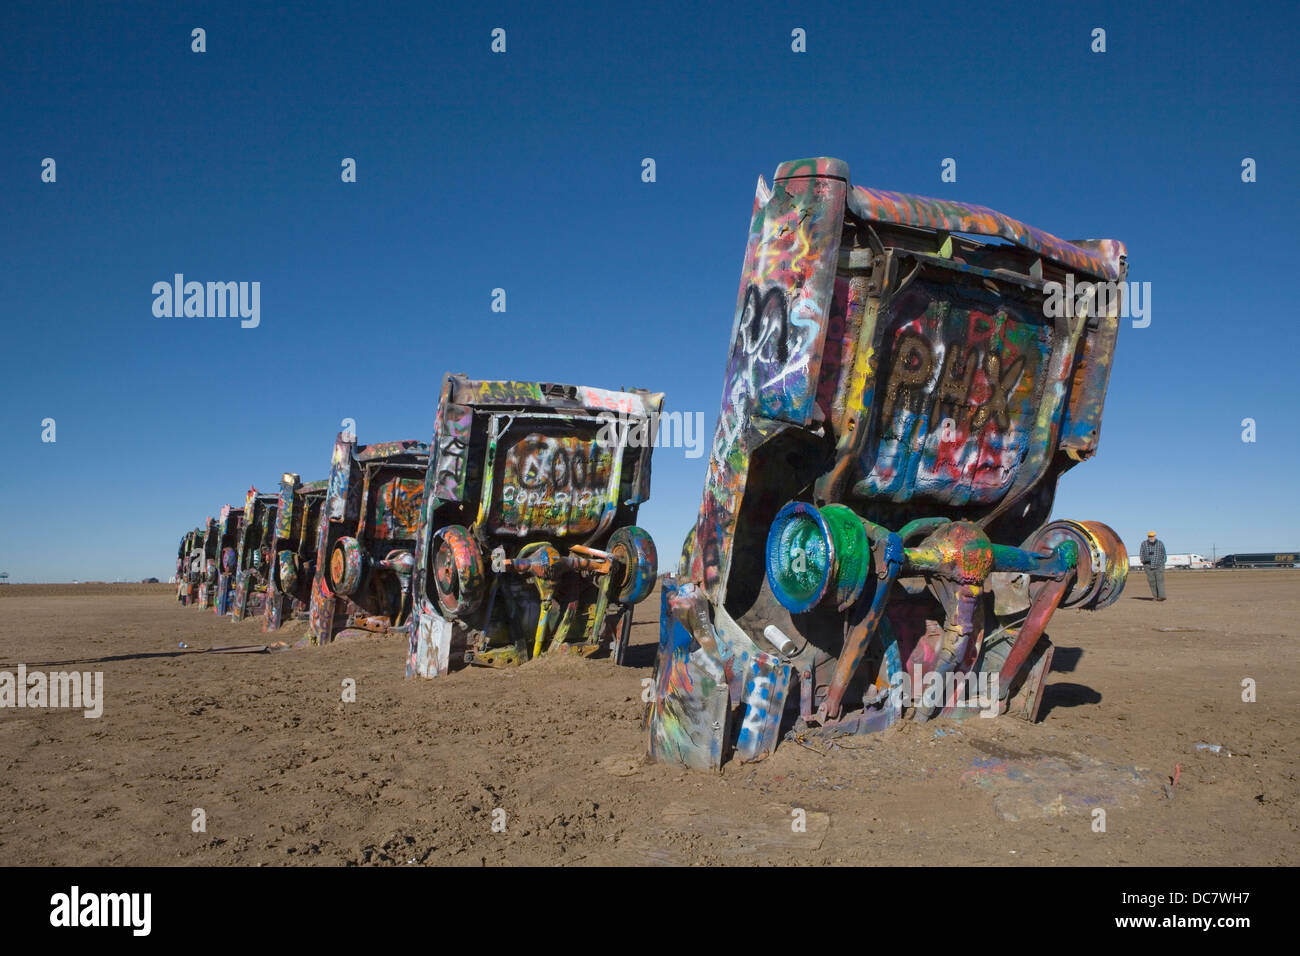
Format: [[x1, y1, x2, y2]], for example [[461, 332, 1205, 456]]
[[1140, 531, 1167, 601]]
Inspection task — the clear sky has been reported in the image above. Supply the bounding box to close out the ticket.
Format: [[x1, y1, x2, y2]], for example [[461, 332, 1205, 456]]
[[1, 0, 1296, 581]]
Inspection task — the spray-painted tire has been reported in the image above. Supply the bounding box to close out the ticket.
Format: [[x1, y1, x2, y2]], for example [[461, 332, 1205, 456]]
[[328, 536, 366, 597], [276, 551, 299, 595], [766, 502, 871, 613], [767, 502, 832, 612], [431, 525, 484, 618], [609, 526, 658, 605], [1027, 519, 1128, 610], [221, 547, 237, 574], [818, 505, 872, 609]]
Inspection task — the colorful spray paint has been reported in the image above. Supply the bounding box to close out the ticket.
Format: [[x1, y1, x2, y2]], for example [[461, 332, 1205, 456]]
[[647, 157, 1129, 771], [264, 474, 328, 632], [212, 503, 245, 616], [231, 488, 280, 622], [406, 373, 661, 678], [306, 435, 430, 644]]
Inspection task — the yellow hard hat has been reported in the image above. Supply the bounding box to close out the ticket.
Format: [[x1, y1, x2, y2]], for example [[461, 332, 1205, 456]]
[[1147, 530, 1156, 537]]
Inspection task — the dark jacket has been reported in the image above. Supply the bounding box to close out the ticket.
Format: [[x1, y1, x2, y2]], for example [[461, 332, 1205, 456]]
[[1140, 538, 1167, 569]]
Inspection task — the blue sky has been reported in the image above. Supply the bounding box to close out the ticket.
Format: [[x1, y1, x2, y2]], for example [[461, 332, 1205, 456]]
[[1, 0, 1296, 581]]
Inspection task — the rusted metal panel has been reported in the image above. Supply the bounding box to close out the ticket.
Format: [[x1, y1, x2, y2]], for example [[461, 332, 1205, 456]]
[[407, 374, 663, 678], [649, 157, 1129, 770], [645, 580, 731, 771], [843, 183, 1125, 281]]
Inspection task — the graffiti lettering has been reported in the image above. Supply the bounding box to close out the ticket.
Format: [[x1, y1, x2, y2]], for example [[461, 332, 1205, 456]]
[[970, 352, 1025, 431], [884, 331, 934, 421], [495, 434, 613, 535], [885, 332, 1026, 433], [936, 342, 976, 411], [436, 435, 467, 493], [742, 285, 789, 369], [432, 404, 473, 501]]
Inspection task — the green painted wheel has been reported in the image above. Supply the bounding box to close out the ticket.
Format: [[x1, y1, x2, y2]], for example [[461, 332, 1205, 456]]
[[820, 505, 871, 610]]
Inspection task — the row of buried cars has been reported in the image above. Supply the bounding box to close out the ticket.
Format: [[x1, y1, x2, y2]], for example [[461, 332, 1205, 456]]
[[177, 372, 662, 675], [176, 157, 1133, 770]]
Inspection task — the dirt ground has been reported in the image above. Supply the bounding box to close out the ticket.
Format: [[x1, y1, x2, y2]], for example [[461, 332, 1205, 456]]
[[0, 572, 1295, 866]]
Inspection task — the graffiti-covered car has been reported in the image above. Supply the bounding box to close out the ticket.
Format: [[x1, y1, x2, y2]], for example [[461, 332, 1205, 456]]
[[406, 374, 661, 678], [264, 474, 329, 632], [196, 516, 220, 608], [648, 157, 1129, 771], [177, 527, 204, 604], [176, 530, 192, 602], [307, 436, 430, 644], [230, 487, 279, 621], [212, 503, 245, 616], [175, 532, 186, 600]]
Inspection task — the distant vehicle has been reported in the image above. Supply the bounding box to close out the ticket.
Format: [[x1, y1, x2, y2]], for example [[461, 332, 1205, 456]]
[[0, 571, 9, 584], [180, 522, 216, 607], [176, 530, 198, 602], [1215, 552, 1299, 569], [194, 517, 221, 607], [1128, 553, 1213, 570]]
